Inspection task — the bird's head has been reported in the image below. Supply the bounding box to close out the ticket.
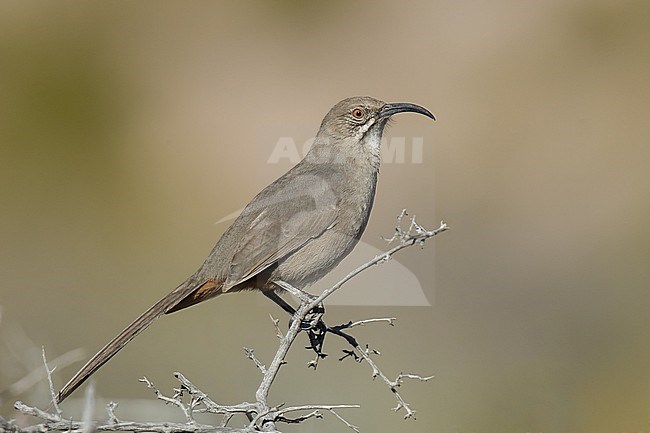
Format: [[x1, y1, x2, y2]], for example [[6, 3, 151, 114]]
[[311, 96, 435, 164]]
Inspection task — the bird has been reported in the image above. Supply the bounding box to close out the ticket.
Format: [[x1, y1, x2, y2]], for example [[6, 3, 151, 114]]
[[53, 96, 435, 404]]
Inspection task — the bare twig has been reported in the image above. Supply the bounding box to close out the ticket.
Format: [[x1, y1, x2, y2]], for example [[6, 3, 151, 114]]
[[11, 400, 237, 433], [171, 372, 257, 427], [139, 377, 195, 423], [276, 409, 321, 424], [349, 345, 433, 419], [14, 401, 60, 423], [41, 347, 61, 417], [243, 348, 267, 374], [0, 348, 85, 406], [307, 218, 449, 311], [250, 303, 305, 431], [329, 409, 361, 432], [105, 402, 119, 424], [0, 416, 21, 433], [275, 404, 360, 432], [342, 317, 396, 329], [269, 314, 283, 339], [381, 208, 410, 243]]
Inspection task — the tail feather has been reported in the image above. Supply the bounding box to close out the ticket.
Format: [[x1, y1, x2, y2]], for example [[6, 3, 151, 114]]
[[54, 279, 203, 404]]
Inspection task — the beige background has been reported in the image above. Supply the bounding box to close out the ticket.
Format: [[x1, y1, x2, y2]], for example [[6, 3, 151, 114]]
[[1, 1, 649, 432]]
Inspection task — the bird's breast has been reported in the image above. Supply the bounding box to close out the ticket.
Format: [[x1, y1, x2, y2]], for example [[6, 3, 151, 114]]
[[271, 165, 378, 288]]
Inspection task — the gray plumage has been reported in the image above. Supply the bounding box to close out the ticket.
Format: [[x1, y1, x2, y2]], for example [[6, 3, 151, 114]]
[[54, 96, 434, 404]]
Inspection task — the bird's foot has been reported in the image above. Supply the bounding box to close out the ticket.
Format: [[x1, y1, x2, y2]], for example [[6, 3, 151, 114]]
[[304, 316, 329, 367], [301, 303, 325, 330]]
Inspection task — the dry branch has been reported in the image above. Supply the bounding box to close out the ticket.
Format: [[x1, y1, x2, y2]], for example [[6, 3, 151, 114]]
[[5, 212, 448, 433]]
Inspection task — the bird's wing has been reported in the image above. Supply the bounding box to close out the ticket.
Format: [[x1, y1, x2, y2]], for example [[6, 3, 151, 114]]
[[223, 188, 338, 291]]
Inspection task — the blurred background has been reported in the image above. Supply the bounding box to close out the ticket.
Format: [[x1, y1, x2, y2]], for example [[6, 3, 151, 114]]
[[1, 1, 648, 432]]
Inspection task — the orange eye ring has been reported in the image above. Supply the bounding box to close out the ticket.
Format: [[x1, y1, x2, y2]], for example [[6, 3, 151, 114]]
[[351, 108, 365, 120]]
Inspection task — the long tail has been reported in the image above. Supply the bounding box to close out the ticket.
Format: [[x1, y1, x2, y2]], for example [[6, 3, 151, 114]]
[[54, 279, 204, 404]]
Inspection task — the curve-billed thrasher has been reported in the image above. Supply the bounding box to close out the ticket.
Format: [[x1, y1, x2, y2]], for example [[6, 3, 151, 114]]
[[54, 96, 435, 404]]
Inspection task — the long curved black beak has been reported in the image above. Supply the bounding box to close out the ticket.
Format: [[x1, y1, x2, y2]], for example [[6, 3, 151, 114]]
[[379, 102, 436, 120]]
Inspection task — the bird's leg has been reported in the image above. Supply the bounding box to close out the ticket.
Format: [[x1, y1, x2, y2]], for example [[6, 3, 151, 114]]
[[263, 289, 320, 329], [265, 284, 365, 366], [301, 319, 329, 364], [267, 281, 329, 363], [264, 283, 360, 367], [272, 280, 325, 326], [263, 290, 296, 315]]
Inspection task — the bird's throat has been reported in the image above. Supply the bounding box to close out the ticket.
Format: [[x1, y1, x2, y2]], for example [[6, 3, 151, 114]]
[[362, 123, 384, 170]]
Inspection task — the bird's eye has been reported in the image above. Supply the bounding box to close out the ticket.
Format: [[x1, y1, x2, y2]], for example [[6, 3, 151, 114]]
[[351, 108, 365, 120]]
